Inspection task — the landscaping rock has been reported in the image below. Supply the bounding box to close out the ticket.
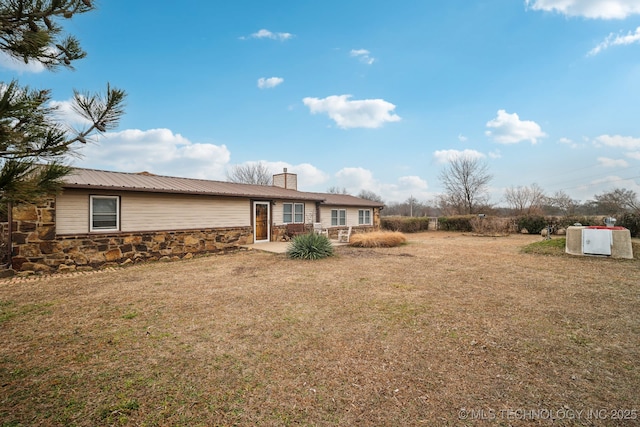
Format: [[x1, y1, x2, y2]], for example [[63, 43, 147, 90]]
[[0, 269, 15, 278]]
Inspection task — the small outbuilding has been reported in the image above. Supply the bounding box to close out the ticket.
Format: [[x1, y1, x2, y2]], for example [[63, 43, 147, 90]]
[[565, 225, 633, 259]]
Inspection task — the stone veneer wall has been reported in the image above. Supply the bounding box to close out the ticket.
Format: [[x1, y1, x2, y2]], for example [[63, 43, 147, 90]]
[[11, 200, 253, 273]]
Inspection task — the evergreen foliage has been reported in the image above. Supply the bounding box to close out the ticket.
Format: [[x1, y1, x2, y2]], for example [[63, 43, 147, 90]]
[[286, 233, 334, 260], [516, 215, 547, 234], [618, 213, 640, 238], [438, 215, 474, 232], [381, 216, 430, 233], [0, 1, 126, 206]]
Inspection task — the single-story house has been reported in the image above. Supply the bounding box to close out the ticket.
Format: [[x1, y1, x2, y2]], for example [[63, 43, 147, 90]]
[[6, 167, 383, 272]]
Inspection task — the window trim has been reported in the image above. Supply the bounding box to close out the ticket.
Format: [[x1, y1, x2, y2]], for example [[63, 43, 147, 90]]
[[89, 195, 120, 232], [331, 209, 346, 226], [358, 209, 371, 225], [283, 202, 305, 224]]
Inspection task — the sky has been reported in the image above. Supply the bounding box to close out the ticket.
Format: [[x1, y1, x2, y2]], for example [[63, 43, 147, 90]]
[[2, 0, 640, 204]]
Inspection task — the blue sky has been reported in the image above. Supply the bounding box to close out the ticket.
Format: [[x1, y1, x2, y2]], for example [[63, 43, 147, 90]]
[[2, 0, 640, 204]]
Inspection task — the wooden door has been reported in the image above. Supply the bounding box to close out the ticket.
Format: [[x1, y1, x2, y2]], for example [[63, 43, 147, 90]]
[[254, 202, 269, 242]]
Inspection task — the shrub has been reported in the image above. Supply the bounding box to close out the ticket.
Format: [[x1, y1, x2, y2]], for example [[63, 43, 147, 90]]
[[286, 233, 334, 260], [516, 215, 547, 234], [618, 213, 640, 237], [381, 216, 430, 233], [554, 216, 599, 229], [470, 216, 515, 235], [438, 215, 474, 232], [349, 231, 407, 248]]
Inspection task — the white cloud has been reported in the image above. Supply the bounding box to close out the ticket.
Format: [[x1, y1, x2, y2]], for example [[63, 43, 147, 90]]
[[595, 134, 640, 149], [558, 136, 585, 149], [240, 161, 329, 188], [626, 151, 640, 160], [381, 176, 431, 203], [588, 26, 640, 56], [488, 150, 502, 159], [0, 51, 46, 73], [350, 49, 375, 65], [485, 109, 547, 144], [75, 128, 231, 180], [396, 175, 429, 190], [302, 95, 401, 129], [242, 29, 293, 41], [590, 175, 640, 193], [257, 77, 284, 89], [433, 149, 486, 163], [335, 167, 376, 190], [525, 0, 640, 19], [457, 134, 468, 142], [597, 157, 629, 168], [334, 167, 430, 202], [48, 99, 93, 127]]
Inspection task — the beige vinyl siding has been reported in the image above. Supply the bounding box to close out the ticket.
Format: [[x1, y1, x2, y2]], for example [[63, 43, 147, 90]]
[[56, 190, 251, 234], [56, 191, 90, 234], [319, 206, 362, 228], [273, 201, 316, 225]]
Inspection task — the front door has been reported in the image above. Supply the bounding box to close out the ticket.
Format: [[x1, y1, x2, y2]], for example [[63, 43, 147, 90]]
[[253, 202, 270, 243]]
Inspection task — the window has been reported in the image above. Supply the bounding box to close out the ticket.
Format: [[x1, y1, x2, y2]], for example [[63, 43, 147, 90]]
[[358, 209, 371, 225], [331, 209, 346, 226], [283, 203, 304, 223], [294, 203, 304, 223], [90, 196, 119, 231]]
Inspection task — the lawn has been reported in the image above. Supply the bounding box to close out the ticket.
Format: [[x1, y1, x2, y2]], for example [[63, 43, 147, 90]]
[[1, 232, 639, 426]]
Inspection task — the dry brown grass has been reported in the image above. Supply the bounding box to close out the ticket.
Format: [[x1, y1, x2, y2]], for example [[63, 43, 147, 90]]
[[1, 232, 639, 426], [349, 231, 407, 248]]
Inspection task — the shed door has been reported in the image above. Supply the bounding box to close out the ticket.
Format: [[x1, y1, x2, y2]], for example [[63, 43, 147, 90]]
[[582, 229, 612, 255], [253, 202, 270, 243]]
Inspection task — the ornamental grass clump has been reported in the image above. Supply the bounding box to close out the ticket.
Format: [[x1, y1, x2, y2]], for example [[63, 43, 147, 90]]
[[349, 231, 407, 248], [286, 233, 334, 260]]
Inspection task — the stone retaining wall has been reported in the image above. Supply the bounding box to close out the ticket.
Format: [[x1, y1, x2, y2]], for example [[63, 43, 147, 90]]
[[10, 200, 253, 273]]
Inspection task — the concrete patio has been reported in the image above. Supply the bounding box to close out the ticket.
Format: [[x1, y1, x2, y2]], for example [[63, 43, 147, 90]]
[[243, 240, 348, 254]]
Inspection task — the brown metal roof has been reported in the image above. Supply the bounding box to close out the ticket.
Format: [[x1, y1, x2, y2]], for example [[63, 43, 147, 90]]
[[310, 192, 385, 208], [63, 168, 326, 201]]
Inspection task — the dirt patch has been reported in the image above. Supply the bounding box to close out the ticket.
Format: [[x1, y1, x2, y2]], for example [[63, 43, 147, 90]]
[[1, 232, 638, 426]]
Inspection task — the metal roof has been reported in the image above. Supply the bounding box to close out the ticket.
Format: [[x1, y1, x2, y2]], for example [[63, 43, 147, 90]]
[[61, 168, 382, 208], [309, 192, 385, 208]]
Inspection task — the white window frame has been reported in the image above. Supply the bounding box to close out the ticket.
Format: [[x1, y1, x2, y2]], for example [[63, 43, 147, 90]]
[[358, 209, 371, 225], [331, 209, 346, 226], [283, 202, 305, 224], [90, 195, 120, 232], [294, 203, 304, 223]]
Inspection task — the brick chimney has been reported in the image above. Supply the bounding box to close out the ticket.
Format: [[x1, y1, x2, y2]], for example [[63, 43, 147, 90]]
[[272, 168, 297, 191]]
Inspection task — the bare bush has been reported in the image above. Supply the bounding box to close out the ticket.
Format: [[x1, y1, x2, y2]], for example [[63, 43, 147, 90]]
[[349, 231, 407, 247], [470, 216, 515, 236]]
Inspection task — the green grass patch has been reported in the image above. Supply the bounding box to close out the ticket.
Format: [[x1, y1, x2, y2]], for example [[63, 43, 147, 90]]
[[0, 301, 53, 324], [99, 398, 140, 422], [0, 300, 16, 323], [521, 237, 567, 256]]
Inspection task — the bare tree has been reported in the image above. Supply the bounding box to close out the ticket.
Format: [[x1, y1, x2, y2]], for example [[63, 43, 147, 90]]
[[438, 155, 492, 214], [547, 190, 578, 216], [592, 188, 639, 215], [327, 186, 349, 194], [504, 183, 546, 215], [226, 162, 272, 185], [357, 190, 383, 203]]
